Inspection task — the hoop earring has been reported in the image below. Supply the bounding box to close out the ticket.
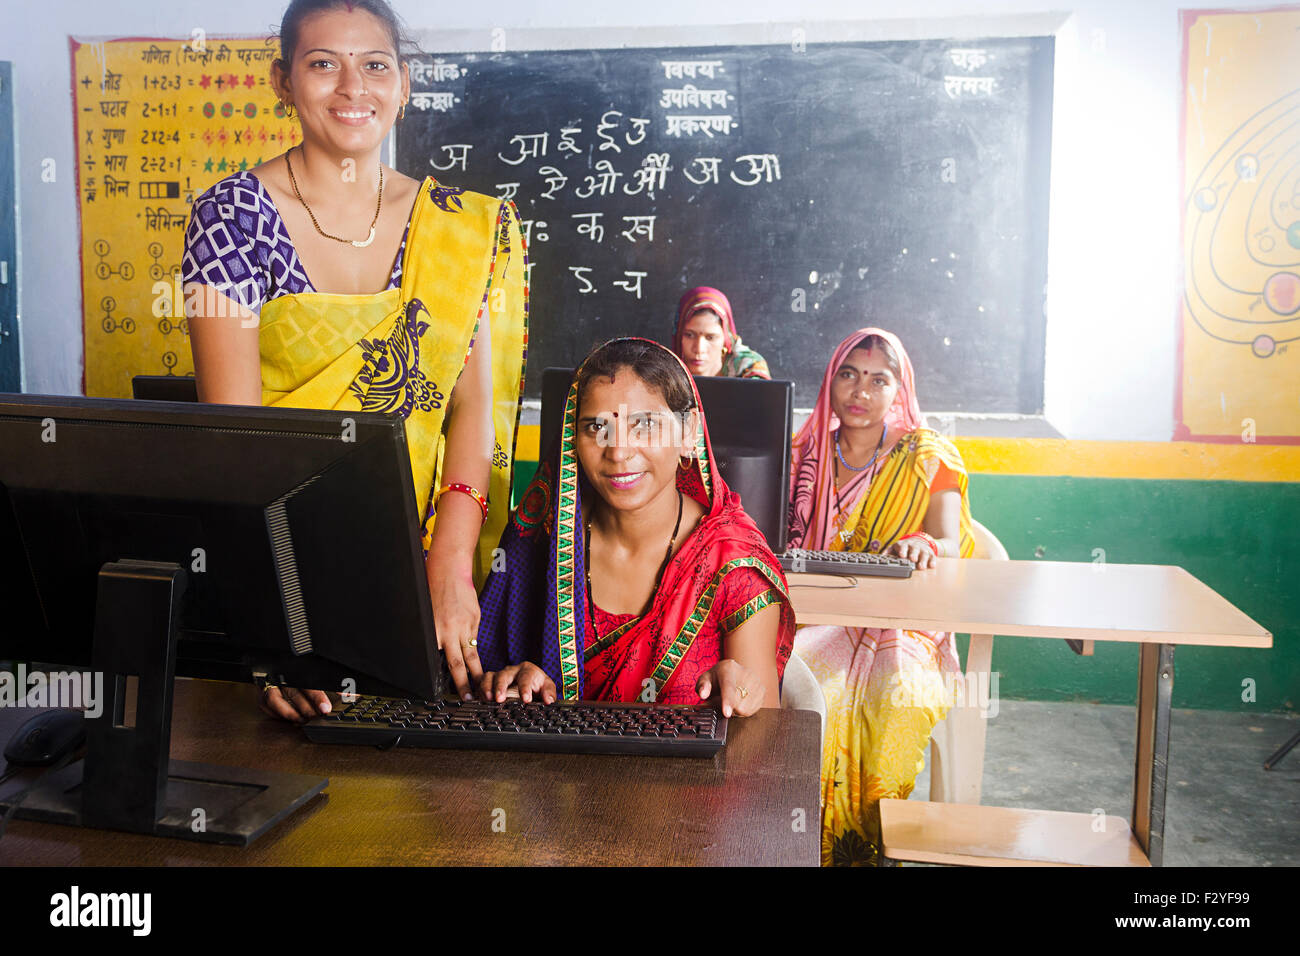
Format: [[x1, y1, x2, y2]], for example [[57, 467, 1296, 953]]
[[679, 454, 694, 469], [283, 101, 295, 120], [398, 103, 407, 121]]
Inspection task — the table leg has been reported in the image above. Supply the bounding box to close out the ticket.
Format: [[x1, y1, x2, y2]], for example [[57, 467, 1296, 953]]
[[1132, 642, 1175, 866]]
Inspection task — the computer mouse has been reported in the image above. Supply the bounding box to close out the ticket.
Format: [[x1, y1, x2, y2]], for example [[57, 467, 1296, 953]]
[[3, 710, 87, 767]]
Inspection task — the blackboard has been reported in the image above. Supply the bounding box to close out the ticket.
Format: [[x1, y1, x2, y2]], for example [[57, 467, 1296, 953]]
[[395, 37, 1053, 412]]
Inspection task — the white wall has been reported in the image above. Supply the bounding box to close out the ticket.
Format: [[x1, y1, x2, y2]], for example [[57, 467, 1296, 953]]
[[0, 0, 1274, 439]]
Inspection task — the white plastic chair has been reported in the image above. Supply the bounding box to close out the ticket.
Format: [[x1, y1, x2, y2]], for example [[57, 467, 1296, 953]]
[[927, 518, 1006, 804], [780, 651, 826, 751]]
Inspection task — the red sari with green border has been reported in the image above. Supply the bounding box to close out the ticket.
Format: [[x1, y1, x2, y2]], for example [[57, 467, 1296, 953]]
[[476, 339, 795, 704]]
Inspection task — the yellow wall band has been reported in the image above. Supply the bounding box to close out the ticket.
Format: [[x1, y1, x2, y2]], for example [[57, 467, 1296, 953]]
[[954, 438, 1300, 482], [513, 425, 1299, 482]]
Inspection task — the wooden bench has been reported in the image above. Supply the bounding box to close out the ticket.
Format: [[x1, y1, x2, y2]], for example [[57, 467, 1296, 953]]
[[880, 798, 1150, 866]]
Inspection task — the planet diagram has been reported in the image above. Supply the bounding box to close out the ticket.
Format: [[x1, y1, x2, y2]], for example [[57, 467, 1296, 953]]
[[1184, 89, 1300, 358]]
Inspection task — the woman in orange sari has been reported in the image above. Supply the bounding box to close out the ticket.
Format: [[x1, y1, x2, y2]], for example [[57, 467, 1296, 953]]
[[788, 328, 976, 866], [476, 338, 794, 712]]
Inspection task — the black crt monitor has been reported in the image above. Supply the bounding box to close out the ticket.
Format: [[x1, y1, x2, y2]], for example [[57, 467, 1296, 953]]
[[0, 394, 441, 845], [540, 368, 793, 553]]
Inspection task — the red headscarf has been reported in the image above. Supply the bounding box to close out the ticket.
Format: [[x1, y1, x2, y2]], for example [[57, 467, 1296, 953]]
[[672, 286, 737, 355]]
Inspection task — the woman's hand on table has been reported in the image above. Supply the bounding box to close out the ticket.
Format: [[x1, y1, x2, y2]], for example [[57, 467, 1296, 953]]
[[479, 662, 556, 704], [696, 658, 765, 717], [259, 685, 331, 723], [429, 564, 485, 701], [891, 535, 937, 570]]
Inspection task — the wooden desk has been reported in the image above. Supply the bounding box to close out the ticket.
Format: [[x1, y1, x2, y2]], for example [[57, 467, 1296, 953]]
[[787, 559, 1273, 866], [0, 679, 821, 866]]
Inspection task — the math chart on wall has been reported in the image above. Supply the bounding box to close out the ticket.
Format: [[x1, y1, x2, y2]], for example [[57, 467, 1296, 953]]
[[70, 37, 297, 398], [1178, 9, 1300, 442], [395, 39, 1054, 410]]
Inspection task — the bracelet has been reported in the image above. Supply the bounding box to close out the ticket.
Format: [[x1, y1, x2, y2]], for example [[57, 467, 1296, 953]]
[[436, 483, 489, 523], [901, 532, 940, 557]]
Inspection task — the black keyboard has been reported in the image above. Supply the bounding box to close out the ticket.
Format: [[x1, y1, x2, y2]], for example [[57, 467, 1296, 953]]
[[304, 696, 728, 757], [779, 549, 914, 578]]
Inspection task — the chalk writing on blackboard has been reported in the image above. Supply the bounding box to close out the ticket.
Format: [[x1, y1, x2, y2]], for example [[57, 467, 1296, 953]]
[[395, 38, 1053, 412], [942, 75, 996, 98]]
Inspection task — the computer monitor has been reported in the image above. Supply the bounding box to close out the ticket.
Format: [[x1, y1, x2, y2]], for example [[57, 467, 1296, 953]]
[[0, 394, 441, 845], [540, 368, 793, 553], [131, 374, 198, 403]]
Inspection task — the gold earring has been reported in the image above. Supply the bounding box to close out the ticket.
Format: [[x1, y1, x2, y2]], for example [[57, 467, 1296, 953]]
[[398, 103, 406, 121], [283, 101, 295, 120]]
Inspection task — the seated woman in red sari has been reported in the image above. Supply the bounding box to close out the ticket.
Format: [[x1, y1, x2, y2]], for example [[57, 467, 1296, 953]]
[[476, 338, 794, 712]]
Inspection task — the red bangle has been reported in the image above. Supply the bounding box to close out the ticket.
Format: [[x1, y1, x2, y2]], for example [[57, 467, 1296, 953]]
[[436, 483, 489, 523], [901, 532, 940, 557]]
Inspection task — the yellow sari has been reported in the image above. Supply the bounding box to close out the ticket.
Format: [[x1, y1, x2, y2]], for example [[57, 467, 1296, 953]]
[[787, 327, 975, 866], [258, 179, 527, 584], [795, 430, 975, 866]]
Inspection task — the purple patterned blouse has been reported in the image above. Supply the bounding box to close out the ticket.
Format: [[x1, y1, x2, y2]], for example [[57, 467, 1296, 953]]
[[181, 170, 411, 314]]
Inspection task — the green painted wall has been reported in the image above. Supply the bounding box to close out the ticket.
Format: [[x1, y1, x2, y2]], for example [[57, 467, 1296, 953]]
[[511, 463, 1297, 713]]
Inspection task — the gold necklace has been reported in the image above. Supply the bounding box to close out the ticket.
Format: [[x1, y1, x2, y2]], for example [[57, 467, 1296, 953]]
[[285, 145, 383, 248]]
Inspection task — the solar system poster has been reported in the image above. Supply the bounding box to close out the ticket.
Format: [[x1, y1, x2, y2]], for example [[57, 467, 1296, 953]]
[[1177, 6, 1300, 443]]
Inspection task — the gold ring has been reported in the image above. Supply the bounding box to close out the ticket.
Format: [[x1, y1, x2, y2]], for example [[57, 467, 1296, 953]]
[[739, 685, 749, 699], [466, 638, 478, 648]]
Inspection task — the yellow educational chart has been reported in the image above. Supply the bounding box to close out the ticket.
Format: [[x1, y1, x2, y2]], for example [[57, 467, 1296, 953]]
[[1178, 8, 1300, 442], [71, 37, 299, 397]]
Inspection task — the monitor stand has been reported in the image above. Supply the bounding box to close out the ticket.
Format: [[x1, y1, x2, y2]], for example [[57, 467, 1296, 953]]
[[0, 560, 327, 846]]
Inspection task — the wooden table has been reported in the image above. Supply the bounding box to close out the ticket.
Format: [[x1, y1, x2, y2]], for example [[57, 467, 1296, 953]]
[[0, 679, 821, 866], [787, 559, 1273, 866]]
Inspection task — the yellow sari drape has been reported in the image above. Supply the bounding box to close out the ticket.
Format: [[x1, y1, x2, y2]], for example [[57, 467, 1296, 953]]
[[832, 429, 975, 558], [795, 428, 976, 866], [257, 178, 527, 585]]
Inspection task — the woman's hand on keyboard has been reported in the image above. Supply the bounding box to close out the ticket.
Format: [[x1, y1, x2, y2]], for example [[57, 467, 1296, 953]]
[[430, 564, 484, 701], [480, 662, 557, 704], [696, 659, 764, 718], [259, 685, 332, 723]]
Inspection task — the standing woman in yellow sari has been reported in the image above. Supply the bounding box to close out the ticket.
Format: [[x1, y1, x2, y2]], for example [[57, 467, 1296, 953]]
[[788, 328, 975, 866], [182, 0, 527, 714]]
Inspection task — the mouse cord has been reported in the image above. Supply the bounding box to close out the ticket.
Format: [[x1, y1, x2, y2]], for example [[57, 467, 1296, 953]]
[[0, 751, 78, 843]]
